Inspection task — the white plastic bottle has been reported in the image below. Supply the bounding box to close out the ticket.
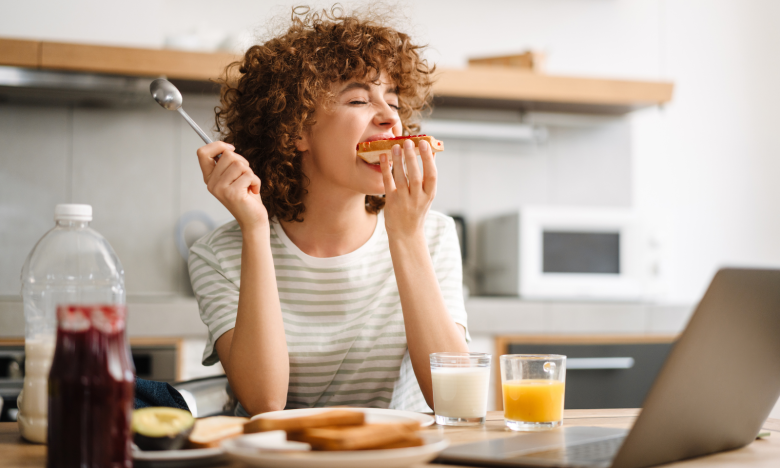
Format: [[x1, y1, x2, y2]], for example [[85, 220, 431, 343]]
[[18, 204, 125, 443]]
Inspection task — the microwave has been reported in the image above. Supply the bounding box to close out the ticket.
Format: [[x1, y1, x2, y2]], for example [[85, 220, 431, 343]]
[[477, 207, 648, 300]]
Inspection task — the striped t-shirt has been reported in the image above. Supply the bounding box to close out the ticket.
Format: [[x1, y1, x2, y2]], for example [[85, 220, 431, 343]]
[[188, 210, 469, 412]]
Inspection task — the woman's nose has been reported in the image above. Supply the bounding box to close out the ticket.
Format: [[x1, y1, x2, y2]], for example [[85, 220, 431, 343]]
[[374, 102, 400, 129]]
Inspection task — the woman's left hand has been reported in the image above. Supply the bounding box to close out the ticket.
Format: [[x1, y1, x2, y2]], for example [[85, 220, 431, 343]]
[[379, 138, 437, 239], [379, 139, 465, 408]]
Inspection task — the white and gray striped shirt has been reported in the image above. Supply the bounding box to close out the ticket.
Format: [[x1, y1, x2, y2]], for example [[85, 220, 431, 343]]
[[188, 210, 469, 412]]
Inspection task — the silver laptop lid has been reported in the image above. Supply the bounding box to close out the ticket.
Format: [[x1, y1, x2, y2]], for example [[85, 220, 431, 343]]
[[612, 268, 780, 468]]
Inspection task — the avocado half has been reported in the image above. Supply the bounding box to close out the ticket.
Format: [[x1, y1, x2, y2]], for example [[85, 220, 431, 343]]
[[132, 407, 195, 451]]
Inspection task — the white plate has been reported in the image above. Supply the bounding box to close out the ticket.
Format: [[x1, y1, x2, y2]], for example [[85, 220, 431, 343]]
[[132, 446, 224, 467], [249, 407, 435, 427], [222, 434, 448, 468]]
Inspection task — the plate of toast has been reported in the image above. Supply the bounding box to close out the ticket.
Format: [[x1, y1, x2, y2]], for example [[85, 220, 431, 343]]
[[222, 408, 447, 468], [249, 407, 435, 427]]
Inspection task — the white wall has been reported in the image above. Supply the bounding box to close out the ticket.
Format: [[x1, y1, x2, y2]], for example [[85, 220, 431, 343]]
[[633, 1, 780, 303]]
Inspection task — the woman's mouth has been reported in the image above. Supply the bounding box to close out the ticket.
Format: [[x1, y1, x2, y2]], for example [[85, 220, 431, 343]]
[[358, 133, 395, 173], [360, 133, 396, 144]]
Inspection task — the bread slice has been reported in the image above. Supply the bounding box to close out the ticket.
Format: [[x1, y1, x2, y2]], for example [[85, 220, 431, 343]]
[[187, 416, 248, 448], [244, 410, 365, 434], [286, 422, 419, 451], [357, 135, 444, 164], [360, 434, 424, 450]]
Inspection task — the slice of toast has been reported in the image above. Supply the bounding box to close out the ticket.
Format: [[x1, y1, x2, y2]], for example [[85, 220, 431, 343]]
[[357, 135, 444, 164], [188, 416, 248, 448], [286, 422, 420, 451], [359, 435, 424, 450], [244, 410, 365, 434]]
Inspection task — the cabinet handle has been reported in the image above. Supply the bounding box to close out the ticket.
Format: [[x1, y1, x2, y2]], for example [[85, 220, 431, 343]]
[[567, 357, 635, 370]]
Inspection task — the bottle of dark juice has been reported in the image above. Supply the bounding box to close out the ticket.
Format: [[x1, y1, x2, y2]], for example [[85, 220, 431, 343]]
[[47, 305, 134, 468]]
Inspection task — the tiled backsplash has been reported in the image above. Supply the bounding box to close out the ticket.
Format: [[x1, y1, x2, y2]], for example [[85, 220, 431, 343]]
[[1, 96, 232, 297], [0, 97, 631, 297]]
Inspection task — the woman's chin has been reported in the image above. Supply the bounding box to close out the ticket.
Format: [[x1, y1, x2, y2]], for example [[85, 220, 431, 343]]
[[365, 188, 386, 198], [361, 180, 386, 197], [355, 162, 386, 196]]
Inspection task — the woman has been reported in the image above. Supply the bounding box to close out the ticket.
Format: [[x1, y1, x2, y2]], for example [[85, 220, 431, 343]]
[[189, 7, 469, 416]]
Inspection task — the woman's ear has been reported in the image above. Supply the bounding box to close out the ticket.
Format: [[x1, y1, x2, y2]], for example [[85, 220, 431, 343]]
[[295, 134, 310, 153]]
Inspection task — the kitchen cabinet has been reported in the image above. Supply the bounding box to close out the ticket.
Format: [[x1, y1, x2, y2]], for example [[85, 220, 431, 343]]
[[494, 335, 677, 410], [0, 37, 673, 114]]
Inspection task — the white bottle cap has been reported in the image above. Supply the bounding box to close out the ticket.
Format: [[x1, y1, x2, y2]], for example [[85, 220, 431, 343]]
[[54, 204, 92, 222]]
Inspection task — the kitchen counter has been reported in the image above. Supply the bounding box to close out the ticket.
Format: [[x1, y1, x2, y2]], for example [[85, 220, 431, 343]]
[[465, 297, 694, 336], [1, 297, 689, 389], [2, 410, 779, 467], [0, 297, 693, 339], [0, 298, 207, 339]]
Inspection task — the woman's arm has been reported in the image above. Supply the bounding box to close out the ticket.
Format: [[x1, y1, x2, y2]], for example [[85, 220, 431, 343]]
[[197, 142, 289, 415], [379, 139, 469, 409]]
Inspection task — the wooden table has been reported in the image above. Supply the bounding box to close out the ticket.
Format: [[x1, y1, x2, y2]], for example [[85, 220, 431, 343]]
[[3, 410, 779, 467]]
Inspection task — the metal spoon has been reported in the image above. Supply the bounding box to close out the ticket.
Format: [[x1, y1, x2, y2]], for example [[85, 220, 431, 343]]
[[150, 78, 221, 160]]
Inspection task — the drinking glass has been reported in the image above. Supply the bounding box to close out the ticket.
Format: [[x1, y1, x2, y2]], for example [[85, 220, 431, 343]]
[[430, 352, 491, 426], [500, 354, 566, 431]]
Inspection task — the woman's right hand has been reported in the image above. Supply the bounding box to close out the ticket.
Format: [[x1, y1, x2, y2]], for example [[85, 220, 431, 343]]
[[196, 141, 268, 231]]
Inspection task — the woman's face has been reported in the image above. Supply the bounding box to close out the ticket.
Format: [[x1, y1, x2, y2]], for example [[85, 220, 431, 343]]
[[297, 70, 401, 198]]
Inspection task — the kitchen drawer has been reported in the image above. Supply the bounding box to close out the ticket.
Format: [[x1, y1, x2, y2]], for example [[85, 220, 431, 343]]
[[496, 335, 677, 410]]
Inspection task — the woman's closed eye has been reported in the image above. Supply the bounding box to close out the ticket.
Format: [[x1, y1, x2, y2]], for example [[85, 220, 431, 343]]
[[348, 99, 399, 111]]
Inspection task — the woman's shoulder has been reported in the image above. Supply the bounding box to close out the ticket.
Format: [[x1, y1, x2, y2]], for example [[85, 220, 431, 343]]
[[424, 210, 456, 231], [190, 220, 242, 257], [423, 211, 458, 244]]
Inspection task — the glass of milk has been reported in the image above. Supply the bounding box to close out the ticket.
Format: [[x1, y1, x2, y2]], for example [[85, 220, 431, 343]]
[[430, 352, 492, 426]]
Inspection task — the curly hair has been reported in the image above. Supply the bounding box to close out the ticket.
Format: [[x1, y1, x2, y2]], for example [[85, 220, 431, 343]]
[[215, 5, 435, 222]]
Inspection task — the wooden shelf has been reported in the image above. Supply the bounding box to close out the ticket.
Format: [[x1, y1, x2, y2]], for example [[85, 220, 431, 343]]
[[0, 38, 240, 82], [0, 38, 674, 114], [0, 38, 39, 68], [433, 67, 674, 114], [40, 42, 239, 82]]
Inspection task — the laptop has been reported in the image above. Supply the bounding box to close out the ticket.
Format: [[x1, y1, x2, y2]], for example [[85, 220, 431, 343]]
[[437, 268, 780, 468]]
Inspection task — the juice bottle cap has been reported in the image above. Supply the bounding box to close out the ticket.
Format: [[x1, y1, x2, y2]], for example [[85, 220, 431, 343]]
[[55, 204, 92, 222]]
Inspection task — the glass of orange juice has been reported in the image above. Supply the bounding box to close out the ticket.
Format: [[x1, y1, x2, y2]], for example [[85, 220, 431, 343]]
[[500, 354, 566, 431]]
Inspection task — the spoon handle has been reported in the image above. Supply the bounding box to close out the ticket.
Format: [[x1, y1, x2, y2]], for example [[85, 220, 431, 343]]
[[177, 108, 223, 161], [177, 108, 213, 144]]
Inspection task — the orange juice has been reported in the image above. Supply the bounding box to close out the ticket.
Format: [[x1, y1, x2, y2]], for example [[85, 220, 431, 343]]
[[502, 379, 565, 422]]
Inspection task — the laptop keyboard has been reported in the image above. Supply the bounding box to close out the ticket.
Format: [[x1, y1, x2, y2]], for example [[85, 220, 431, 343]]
[[521, 436, 626, 466]]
